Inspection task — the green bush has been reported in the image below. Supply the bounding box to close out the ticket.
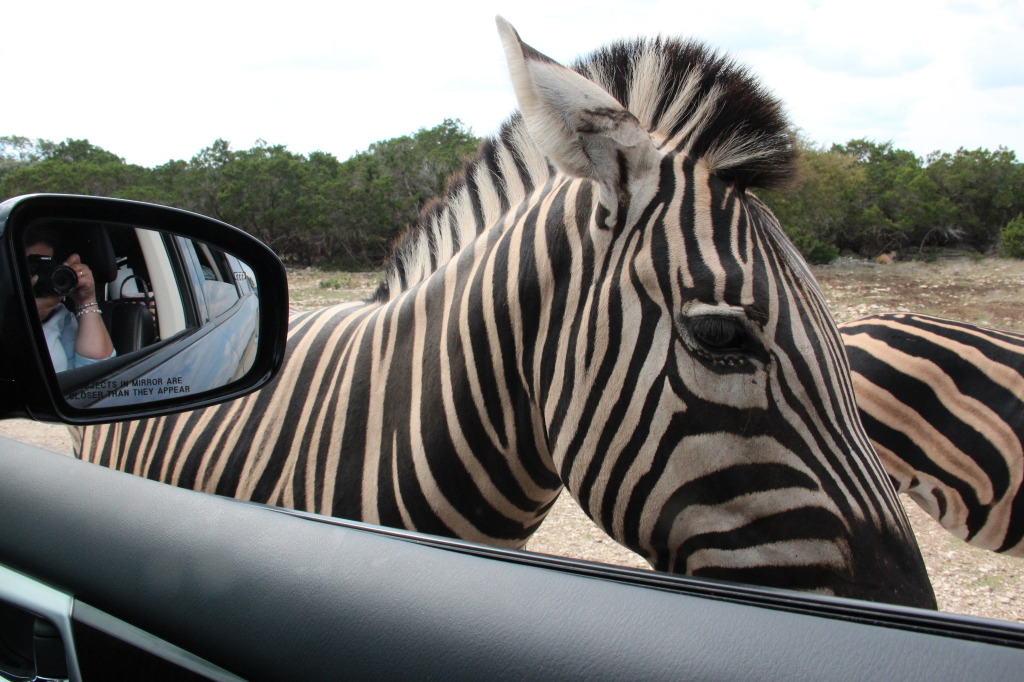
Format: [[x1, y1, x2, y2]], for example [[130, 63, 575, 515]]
[[790, 232, 840, 265], [1000, 214, 1024, 259], [319, 276, 352, 290]]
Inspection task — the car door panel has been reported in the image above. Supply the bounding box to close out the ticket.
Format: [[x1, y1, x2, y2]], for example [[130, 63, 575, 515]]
[[2, 437, 1023, 682]]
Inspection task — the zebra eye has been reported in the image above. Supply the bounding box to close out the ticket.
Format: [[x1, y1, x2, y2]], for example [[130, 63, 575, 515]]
[[689, 316, 747, 352]]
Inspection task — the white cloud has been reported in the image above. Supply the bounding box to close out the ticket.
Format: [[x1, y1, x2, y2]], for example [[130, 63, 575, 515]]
[[2, 0, 1020, 167]]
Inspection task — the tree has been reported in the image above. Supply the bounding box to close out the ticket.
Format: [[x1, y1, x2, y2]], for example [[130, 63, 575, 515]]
[[362, 118, 479, 207], [1000, 213, 1024, 259], [16, 124, 1020, 268], [43, 138, 125, 165], [760, 138, 861, 263], [172, 139, 236, 219], [0, 136, 57, 181], [830, 139, 925, 255], [323, 118, 480, 268], [0, 138, 147, 199], [760, 137, 1024, 260], [925, 147, 1024, 251]]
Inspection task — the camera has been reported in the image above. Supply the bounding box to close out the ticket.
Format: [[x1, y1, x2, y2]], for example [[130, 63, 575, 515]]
[[27, 254, 78, 297]]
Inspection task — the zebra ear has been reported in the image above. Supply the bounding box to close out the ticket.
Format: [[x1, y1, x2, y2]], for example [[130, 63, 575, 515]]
[[496, 17, 657, 229]]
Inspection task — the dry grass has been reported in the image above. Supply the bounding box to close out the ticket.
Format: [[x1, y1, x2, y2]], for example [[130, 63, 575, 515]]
[[286, 268, 381, 309]]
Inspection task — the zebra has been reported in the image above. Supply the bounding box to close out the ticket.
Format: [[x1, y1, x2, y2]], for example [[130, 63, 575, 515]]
[[841, 312, 1024, 556], [76, 18, 936, 608]]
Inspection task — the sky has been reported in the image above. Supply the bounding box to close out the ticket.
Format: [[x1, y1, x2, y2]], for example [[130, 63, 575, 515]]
[[3, 0, 1021, 168]]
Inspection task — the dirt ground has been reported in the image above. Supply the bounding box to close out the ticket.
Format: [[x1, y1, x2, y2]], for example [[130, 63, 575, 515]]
[[3, 256, 1020, 624], [815, 255, 1024, 331]]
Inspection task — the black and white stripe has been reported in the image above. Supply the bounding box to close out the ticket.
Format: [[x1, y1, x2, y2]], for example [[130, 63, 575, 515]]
[[842, 312, 1024, 556], [77, 19, 935, 607]]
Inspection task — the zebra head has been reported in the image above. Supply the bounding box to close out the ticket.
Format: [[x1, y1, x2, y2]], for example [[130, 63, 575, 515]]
[[497, 18, 935, 608]]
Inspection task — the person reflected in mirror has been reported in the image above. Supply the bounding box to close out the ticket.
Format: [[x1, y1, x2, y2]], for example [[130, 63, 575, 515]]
[[25, 232, 115, 372]]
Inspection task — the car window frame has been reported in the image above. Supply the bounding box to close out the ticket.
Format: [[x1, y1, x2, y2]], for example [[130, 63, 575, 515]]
[[2, 437, 1024, 682], [175, 236, 244, 323]]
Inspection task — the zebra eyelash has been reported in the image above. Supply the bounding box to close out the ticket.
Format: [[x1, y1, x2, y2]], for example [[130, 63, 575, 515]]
[[691, 347, 750, 368], [677, 308, 763, 368]]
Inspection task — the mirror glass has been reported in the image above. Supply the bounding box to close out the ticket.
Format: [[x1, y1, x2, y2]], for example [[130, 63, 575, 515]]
[[21, 219, 260, 409]]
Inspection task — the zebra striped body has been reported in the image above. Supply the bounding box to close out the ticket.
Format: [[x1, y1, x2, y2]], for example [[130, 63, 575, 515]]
[[842, 312, 1024, 556], [78, 19, 935, 607]]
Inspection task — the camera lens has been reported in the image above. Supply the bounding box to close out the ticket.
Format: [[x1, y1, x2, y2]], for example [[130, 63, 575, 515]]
[[29, 256, 78, 297], [48, 266, 78, 297]]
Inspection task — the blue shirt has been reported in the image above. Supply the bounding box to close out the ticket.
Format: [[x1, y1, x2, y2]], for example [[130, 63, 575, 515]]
[[41, 305, 115, 372]]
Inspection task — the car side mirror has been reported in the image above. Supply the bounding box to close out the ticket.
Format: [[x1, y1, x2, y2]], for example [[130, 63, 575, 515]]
[[0, 194, 288, 424]]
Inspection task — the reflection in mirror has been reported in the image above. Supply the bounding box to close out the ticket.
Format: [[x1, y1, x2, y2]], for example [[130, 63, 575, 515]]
[[21, 220, 260, 409], [25, 223, 117, 372]]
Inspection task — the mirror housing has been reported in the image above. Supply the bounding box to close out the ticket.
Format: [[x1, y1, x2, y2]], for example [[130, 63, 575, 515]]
[[0, 194, 288, 424]]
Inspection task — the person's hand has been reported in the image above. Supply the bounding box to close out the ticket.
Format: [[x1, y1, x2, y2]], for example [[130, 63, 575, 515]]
[[64, 253, 97, 306]]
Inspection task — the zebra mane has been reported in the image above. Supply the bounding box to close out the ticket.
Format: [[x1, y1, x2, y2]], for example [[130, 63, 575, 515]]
[[373, 35, 795, 302]]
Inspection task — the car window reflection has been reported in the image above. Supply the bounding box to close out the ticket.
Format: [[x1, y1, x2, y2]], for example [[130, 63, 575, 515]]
[[24, 224, 117, 372]]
